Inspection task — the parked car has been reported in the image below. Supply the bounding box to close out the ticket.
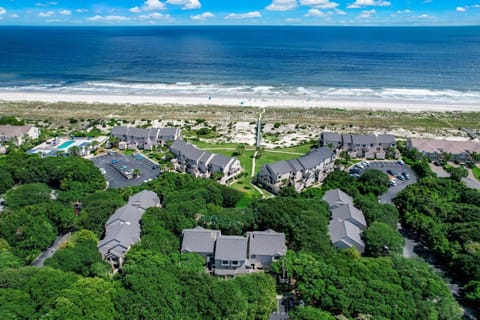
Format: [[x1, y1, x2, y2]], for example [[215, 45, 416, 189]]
[[397, 174, 405, 181], [387, 169, 397, 176], [402, 171, 410, 179], [111, 159, 120, 164], [397, 160, 404, 165]]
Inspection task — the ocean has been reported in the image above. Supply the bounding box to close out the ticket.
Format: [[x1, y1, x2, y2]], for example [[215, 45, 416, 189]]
[[1, 26, 480, 104]]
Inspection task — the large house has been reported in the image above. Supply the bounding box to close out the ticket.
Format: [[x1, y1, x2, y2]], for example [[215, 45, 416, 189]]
[[0, 125, 39, 145], [111, 126, 181, 150], [170, 140, 241, 184], [180, 227, 287, 277], [320, 132, 398, 159], [407, 138, 480, 162], [257, 147, 335, 194], [323, 189, 367, 253], [98, 190, 161, 269]]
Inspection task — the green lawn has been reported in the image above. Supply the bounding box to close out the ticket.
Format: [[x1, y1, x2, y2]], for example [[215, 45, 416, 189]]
[[169, 139, 319, 199], [473, 165, 480, 181]]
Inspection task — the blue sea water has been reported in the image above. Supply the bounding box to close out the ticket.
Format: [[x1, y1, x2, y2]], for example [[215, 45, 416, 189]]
[[0, 26, 480, 103]]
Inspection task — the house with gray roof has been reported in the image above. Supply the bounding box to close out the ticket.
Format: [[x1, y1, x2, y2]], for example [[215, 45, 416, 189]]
[[323, 189, 366, 253], [181, 226, 221, 263], [0, 125, 39, 145], [257, 147, 335, 194], [214, 235, 249, 276], [247, 229, 287, 270], [320, 131, 398, 159], [180, 227, 287, 277], [170, 140, 241, 184], [111, 126, 181, 150], [98, 190, 160, 269]]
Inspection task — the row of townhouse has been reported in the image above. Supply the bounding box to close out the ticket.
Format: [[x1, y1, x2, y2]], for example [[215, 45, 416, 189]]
[[407, 137, 480, 163], [98, 190, 161, 269], [320, 132, 398, 159], [111, 126, 181, 150], [257, 147, 335, 194], [170, 140, 241, 184], [323, 189, 367, 253], [181, 227, 287, 277]]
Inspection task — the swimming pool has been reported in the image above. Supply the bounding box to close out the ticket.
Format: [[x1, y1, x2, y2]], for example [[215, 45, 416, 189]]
[[57, 140, 75, 149]]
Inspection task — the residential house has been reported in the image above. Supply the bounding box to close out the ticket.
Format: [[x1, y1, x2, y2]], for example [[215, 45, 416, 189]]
[[319, 132, 398, 159], [111, 126, 181, 150], [323, 189, 366, 253], [180, 228, 287, 277], [0, 125, 39, 145], [98, 190, 160, 268], [247, 229, 287, 270], [181, 226, 221, 264], [170, 140, 241, 184], [214, 236, 249, 276], [407, 138, 480, 162], [257, 147, 335, 194]]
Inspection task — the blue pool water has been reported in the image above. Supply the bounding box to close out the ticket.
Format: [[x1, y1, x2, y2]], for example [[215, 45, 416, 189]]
[[57, 140, 75, 149]]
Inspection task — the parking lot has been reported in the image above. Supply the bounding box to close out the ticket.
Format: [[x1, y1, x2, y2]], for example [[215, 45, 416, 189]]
[[348, 160, 417, 204], [91, 152, 160, 189]]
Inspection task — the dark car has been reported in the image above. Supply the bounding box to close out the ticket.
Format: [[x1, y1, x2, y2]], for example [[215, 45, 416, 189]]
[[402, 171, 410, 179]]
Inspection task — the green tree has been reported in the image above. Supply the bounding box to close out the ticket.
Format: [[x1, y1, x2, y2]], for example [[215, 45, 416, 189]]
[[5, 183, 51, 209], [357, 169, 390, 196], [46, 278, 116, 320], [290, 306, 335, 320], [363, 222, 405, 257]]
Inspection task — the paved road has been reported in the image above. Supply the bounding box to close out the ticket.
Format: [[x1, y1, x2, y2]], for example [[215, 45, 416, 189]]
[[256, 108, 265, 148], [31, 232, 72, 267]]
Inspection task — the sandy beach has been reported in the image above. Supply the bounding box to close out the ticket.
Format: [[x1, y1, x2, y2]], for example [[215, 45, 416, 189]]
[[0, 91, 479, 112]]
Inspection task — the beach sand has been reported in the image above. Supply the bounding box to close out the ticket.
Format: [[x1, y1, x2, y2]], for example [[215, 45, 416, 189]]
[[0, 91, 479, 112]]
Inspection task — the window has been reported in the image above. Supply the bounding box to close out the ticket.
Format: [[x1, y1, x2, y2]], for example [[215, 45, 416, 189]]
[[231, 260, 239, 266], [221, 260, 229, 266]]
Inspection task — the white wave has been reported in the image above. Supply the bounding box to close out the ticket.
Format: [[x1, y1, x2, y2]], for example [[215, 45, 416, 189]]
[[1, 81, 479, 104]]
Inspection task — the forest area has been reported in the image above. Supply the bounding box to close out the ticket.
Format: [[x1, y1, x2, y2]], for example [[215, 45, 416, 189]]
[[0, 152, 473, 319]]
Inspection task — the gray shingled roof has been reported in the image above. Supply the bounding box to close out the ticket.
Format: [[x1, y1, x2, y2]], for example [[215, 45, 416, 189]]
[[331, 203, 367, 229], [377, 134, 396, 144], [209, 154, 233, 169], [322, 132, 342, 142], [159, 127, 179, 137], [111, 126, 128, 136], [323, 189, 352, 207], [215, 236, 248, 261], [129, 190, 160, 210], [266, 160, 293, 177], [328, 219, 365, 251], [128, 127, 148, 139], [98, 190, 160, 260], [198, 151, 213, 164], [352, 135, 377, 145], [342, 134, 352, 144], [181, 227, 221, 254], [248, 230, 286, 256], [297, 147, 334, 170]]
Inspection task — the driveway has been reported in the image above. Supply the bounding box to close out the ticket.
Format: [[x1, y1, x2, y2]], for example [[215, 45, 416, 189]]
[[91, 152, 161, 189], [31, 232, 72, 267]]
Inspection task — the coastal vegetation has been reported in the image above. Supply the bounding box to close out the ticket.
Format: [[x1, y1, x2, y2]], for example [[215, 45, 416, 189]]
[[0, 153, 465, 319]]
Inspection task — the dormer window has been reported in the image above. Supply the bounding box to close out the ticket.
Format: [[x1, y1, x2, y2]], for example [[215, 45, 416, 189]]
[[221, 260, 229, 266]]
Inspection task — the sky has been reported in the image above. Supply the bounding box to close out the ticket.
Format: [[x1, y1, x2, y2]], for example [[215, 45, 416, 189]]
[[0, 0, 479, 26]]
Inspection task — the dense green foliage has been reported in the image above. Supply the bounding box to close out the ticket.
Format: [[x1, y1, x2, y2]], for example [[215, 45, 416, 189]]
[[274, 251, 461, 320], [395, 176, 480, 310], [45, 230, 110, 277], [0, 154, 465, 319], [363, 222, 405, 257]]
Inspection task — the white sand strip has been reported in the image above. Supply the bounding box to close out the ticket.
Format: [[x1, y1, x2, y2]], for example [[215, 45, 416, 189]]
[[0, 91, 479, 112]]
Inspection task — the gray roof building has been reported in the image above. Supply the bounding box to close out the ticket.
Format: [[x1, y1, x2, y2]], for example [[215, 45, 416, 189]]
[[351, 134, 377, 146], [181, 226, 221, 256], [323, 189, 352, 209], [111, 126, 180, 147], [215, 236, 248, 262], [323, 188, 367, 253], [247, 229, 287, 257], [98, 190, 160, 268]]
